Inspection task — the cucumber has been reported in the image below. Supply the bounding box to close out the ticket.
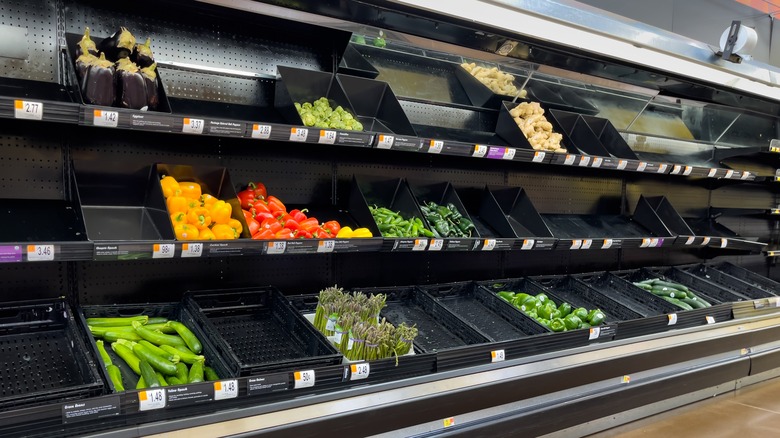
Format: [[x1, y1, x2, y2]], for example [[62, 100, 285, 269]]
[[652, 280, 689, 292], [111, 342, 141, 375], [661, 296, 694, 311], [204, 366, 219, 382], [166, 321, 202, 354], [106, 364, 124, 391], [87, 315, 148, 327], [136, 376, 146, 390], [633, 282, 653, 290], [132, 342, 178, 376], [139, 360, 161, 388], [139, 340, 179, 363], [188, 360, 205, 383], [132, 321, 188, 349], [681, 298, 706, 309], [651, 287, 687, 299], [160, 344, 205, 365]]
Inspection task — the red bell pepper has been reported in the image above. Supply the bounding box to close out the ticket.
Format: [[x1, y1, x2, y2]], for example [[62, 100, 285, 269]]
[[322, 220, 341, 236], [289, 209, 308, 222], [237, 189, 256, 210], [252, 201, 271, 214], [246, 216, 260, 236], [260, 218, 282, 234], [296, 229, 313, 239], [266, 196, 286, 214], [284, 218, 301, 232], [312, 227, 331, 238], [300, 218, 320, 233], [252, 229, 274, 240], [275, 228, 294, 239], [253, 211, 274, 222], [249, 182, 267, 200]]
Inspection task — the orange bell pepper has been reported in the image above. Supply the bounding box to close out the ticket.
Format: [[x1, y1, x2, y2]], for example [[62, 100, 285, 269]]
[[201, 193, 218, 209], [185, 197, 200, 211], [170, 212, 187, 226], [167, 195, 188, 215], [160, 176, 180, 198], [174, 223, 199, 240], [178, 181, 202, 200], [211, 223, 236, 240], [187, 207, 212, 230], [210, 200, 232, 225], [199, 228, 216, 240], [228, 218, 243, 236]]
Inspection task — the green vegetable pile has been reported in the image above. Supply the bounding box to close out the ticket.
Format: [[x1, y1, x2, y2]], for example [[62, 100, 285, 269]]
[[497, 291, 606, 331], [313, 286, 417, 362], [633, 279, 712, 310], [369, 205, 435, 238], [420, 201, 476, 238], [294, 97, 363, 131], [87, 315, 219, 390]]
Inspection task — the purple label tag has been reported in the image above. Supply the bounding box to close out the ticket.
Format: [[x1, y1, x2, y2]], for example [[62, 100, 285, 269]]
[[0, 245, 23, 263], [487, 147, 505, 159]]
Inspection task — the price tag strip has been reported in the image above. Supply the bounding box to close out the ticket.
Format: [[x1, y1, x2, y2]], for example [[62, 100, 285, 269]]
[[473, 144, 487, 157], [289, 127, 308, 142], [27, 244, 54, 262], [93, 109, 118, 127], [182, 118, 204, 134], [490, 349, 506, 362], [181, 243, 203, 258], [267, 241, 287, 255], [294, 370, 315, 389], [138, 388, 166, 411], [14, 100, 43, 120], [319, 130, 337, 144], [251, 124, 272, 139], [349, 362, 370, 381], [376, 134, 394, 149], [213, 380, 238, 400], [152, 243, 175, 259], [317, 240, 335, 253]]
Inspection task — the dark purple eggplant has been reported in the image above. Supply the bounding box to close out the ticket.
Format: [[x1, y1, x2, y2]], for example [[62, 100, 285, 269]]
[[76, 27, 98, 58], [140, 62, 159, 110], [132, 38, 155, 68], [99, 27, 136, 61], [75, 52, 98, 82], [115, 58, 146, 109], [81, 53, 115, 107]]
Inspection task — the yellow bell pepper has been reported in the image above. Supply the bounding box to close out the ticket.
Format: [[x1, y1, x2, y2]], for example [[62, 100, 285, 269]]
[[228, 218, 243, 236], [178, 181, 202, 200], [170, 212, 187, 226], [187, 207, 212, 230], [174, 223, 199, 240], [199, 228, 215, 240], [201, 193, 218, 209], [210, 200, 232, 224], [336, 226, 353, 238], [160, 176, 180, 198], [352, 228, 373, 238], [185, 197, 200, 211], [211, 223, 236, 240], [167, 195, 188, 215]]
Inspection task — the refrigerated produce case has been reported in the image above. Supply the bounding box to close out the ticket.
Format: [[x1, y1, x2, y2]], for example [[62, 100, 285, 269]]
[[2, 0, 780, 436]]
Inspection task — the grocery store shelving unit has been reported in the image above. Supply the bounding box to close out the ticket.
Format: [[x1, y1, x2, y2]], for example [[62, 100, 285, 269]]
[[2, 0, 780, 436]]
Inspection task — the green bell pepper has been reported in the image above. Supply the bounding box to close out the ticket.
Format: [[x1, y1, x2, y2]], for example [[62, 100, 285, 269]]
[[588, 310, 606, 326], [497, 291, 515, 302], [549, 318, 566, 332], [573, 307, 589, 320], [563, 314, 582, 330], [558, 302, 572, 318], [537, 301, 556, 319], [535, 293, 549, 305]]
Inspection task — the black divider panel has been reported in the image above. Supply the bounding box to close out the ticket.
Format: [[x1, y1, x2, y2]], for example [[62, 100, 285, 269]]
[[0, 262, 70, 302], [625, 174, 712, 218], [508, 168, 623, 215]]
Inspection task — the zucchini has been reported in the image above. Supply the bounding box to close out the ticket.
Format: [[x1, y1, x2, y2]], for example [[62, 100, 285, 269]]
[[661, 296, 694, 311], [188, 360, 205, 383], [90, 325, 136, 336], [166, 321, 203, 354], [102, 330, 142, 342], [160, 344, 205, 365], [204, 366, 219, 382], [111, 342, 141, 375], [87, 315, 148, 327], [156, 372, 169, 387], [146, 317, 168, 325], [166, 376, 184, 386], [652, 280, 689, 292], [145, 323, 177, 334], [139, 340, 179, 363], [132, 342, 178, 375], [96, 340, 112, 366], [106, 364, 124, 391], [175, 362, 188, 382], [132, 321, 188, 349], [136, 376, 146, 390], [139, 360, 161, 388]]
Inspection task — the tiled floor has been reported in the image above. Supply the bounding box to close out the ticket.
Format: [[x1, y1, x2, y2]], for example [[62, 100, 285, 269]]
[[588, 377, 780, 437]]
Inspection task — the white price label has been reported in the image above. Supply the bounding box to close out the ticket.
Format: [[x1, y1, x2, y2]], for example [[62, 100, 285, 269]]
[[706, 316, 715, 324], [294, 370, 315, 389], [93, 109, 118, 127], [252, 124, 272, 139], [181, 243, 203, 258], [683, 166, 693, 176], [708, 168, 718, 178], [443, 417, 456, 428], [667, 314, 678, 326], [591, 157, 603, 168], [152, 243, 175, 259], [14, 100, 42, 120], [588, 327, 601, 340], [428, 140, 443, 154], [521, 239, 534, 250], [267, 241, 286, 254], [657, 164, 668, 173], [376, 134, 394, 149], [473, 144, 487, 157], [617, 160, 628, 170], [581, 239, 593, 249], [27, 244, 54, 261], [701, 237, 711, 246], [563, 155, 576, 165], [350, 362, 370, 381], [741, 171, 751, 180], [290, 127, 308, 142], [578, 156, 591, 167], [570, 239, 583, 250], [602, 239, 613, 249], [637, 162, 647, 172], [482, 239, 497, 251], [650, 238, 660, 248], [685, 236, 696, 245], [182, 118, 204, 134], [428, 239, 444, 251], [490, 349, 506, 362], [622, 375, 631, 384], [671, 165, 682, 175], [412, 239, 428, 251], [317, 240, 335, 253], [640, 238, 651, 248], [138, 389, 166, 411], [214, 380, 238, 400], [319, 130, 337, 144], [725, 170, 734, 179], [502, 148, 516, 160], [532, 151, 545, 163], [720, 238, 728, 248]]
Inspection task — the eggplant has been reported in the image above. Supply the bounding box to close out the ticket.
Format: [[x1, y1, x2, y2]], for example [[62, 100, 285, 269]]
[[76, 27, 98, 58], [140, 63, 159, 110], [115, 58, 147, 109], [132, 38, 155, 68], [75, 52, 98, 82], [99, 27, 136, 61], [81, 53, 116, 107]]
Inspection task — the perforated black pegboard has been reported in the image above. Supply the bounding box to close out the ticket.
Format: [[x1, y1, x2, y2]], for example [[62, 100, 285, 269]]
[[0, 261, 69, 301], [509, 167, 623, 215], [0, 0, 58, 82], [625, 176, 710, 218], [0, 129, 64, 200]]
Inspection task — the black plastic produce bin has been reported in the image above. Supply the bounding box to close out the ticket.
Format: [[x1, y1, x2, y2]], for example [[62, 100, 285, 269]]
[[63, 32, 171, 113], [338, 44, 380, 79], [495, 101, 577, 154], [679, 264, 774, 300], [639, 267, 750, 304], [337, 74, 416, 135], [454, 64, 523, 109], [0, 298, 104, 411], [275, 66, 359, 128], [580, 115, 639, 160], [529, 275, 642, 324], [524, 82, 599, 115], [407, 179, 481, 243], [453, 186, 520, 241], [79, 302, 232, 392], [483, 185, 556, 242], [573, 271, 679, 316], [642, 196, 701, 246], [184, 287, 342, 377], [712, 262, 780, 296], [547, 109, 612, 157]]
